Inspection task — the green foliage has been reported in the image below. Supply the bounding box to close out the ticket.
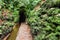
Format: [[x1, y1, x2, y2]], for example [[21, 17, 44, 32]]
[[41, 0, 60, 8], [0, 10, 14, 39], [0, 0, 41, 39], [0, 0, 60, 40], [27, 0, 60, 40]]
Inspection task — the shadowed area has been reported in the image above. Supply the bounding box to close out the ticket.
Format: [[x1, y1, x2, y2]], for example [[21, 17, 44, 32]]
[[19, 6, 26, 23]]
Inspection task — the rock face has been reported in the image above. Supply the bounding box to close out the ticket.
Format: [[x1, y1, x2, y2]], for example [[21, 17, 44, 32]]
[[16, 23, 33, 40]]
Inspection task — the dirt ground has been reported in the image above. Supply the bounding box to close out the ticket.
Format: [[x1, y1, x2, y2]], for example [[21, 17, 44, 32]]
[[3, 23, 33, 40], [16, 23, 33, 40]]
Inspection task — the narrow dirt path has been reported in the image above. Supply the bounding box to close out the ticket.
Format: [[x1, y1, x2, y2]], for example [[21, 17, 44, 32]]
[[16, 23, 33, 40], [6, 22, 33, 40]]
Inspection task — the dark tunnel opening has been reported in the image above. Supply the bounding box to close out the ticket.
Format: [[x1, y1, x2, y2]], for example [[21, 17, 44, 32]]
[[19, 6, 26, 24]]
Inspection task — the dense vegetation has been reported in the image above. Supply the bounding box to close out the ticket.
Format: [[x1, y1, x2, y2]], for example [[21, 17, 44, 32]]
[[0, 0, 41, 39], [27, 0, 60, 40], [0, 9, 14, 39], [0, 0, 60, 40]]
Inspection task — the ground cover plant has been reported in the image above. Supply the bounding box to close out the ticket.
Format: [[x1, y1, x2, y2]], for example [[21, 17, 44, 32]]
[[0, 0, 41, 39], [0, 0, 60, 40], [27, 0, 60, 40]]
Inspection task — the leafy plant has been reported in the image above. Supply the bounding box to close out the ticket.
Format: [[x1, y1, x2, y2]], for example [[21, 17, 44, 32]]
[[0, 0, 60, 40], [27, 0, 60, 39]]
